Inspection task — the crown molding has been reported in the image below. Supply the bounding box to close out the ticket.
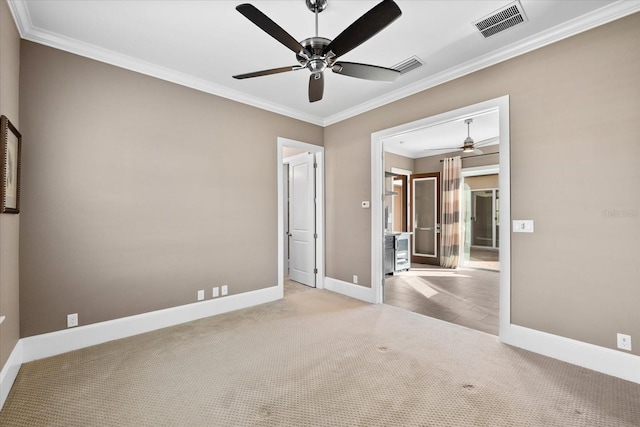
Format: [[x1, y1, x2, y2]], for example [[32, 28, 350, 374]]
[[6, 1, 324, 126], [322, 0, 640, 126], [8, 0, 640, 128]]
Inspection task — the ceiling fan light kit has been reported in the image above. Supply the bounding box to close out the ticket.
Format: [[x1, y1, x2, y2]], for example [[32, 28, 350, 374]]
[[233, 0, 403, 102]]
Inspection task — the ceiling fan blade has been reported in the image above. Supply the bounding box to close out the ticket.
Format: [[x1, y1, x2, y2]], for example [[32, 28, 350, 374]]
[[233, 66, 302, 80], [424, 147, 462, 153], [473, 148, 484, 154], [332, 62, 400, 82], [474, 137, 500, 147], [323, 0, 402, 58], [309, 73, 324, 103], [236, 4, 311, 58]]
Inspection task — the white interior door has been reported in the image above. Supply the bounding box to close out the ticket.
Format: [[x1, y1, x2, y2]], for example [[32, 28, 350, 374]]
[[288, 152, 316, 287]]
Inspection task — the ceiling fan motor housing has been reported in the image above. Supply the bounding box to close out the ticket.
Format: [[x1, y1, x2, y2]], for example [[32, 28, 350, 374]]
[[297, 37, 334, 75]]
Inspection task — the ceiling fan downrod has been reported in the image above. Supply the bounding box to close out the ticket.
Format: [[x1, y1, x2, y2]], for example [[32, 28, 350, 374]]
[[305, 0, 328, 37]]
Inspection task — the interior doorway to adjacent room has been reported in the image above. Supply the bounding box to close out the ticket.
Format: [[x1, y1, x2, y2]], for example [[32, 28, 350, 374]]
[[278, 138, 325, 294], [372, 96, 510, 337]]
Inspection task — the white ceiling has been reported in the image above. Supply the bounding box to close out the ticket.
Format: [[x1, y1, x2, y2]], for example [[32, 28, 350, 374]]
[[384, 109, 500, 159], [8, 1, 640, 126]]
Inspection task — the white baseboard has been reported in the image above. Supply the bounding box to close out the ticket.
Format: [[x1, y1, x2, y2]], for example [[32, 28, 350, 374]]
[[0, 340, 23, 410], [502, 324, 640, 384], [325, 277, 375, 303], [21, 285, 282, 363]]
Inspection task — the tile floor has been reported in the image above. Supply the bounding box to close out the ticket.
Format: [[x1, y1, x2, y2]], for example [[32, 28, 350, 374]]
[[384, 263, 500, 335]]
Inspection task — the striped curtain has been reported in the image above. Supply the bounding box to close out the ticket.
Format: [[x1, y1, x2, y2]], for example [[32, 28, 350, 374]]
[[441, 156, 462, 268]]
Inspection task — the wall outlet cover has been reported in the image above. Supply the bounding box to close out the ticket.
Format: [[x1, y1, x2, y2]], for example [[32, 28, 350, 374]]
[[617, 333, 632, 351], [212, 287, 219, 298], [353, 275, 358, 284], [67, 313, 78, 328], [197, 290, 205, 301], [221, 285, 228, 296]]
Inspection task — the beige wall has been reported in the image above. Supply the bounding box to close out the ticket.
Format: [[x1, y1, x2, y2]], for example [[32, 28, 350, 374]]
[[0, 0, 20, 372], [19, 41, 323, 337], [384, 152, 414, 173], [325, 13, 640, 355]]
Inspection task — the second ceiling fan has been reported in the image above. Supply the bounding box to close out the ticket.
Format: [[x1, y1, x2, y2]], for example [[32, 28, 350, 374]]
[[233, 0, 403, 102]]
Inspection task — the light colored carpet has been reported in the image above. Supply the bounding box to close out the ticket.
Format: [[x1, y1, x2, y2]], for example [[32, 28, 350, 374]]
[[1, 286, 639, 426]]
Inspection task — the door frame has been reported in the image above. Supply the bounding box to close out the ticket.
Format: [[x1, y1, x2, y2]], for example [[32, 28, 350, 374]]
[[371, 95, 511, 340], [277, 137, 325, 293], [285, 152, 317, 287], [469, 187, 499, 249], [410, 172, 441, 265], [460, 165, 500, 266]]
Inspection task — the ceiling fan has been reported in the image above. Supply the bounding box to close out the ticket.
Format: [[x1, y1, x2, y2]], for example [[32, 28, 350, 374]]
[[232, 0, 403, 102], [424, 118, 493, 156]]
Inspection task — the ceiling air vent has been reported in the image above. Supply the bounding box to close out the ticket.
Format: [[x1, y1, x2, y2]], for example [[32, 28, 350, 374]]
[[392, 56, 424, 75], [474, 1, 527, 38]]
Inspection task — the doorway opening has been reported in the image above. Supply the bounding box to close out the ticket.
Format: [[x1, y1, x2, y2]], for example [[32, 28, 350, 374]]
[[461, 165, 500, 271], [277, 138, 324, 297], [371, 96, 510, 339]]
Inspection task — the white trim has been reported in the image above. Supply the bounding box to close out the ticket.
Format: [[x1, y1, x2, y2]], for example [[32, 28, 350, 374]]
[[324, 277, 375, 303], [390, 167, 412, 176], [20, 286, 281, 363], [323, 1, 640, 126], [461, 164, 499, 177], [373, 96, 510, 308], [6, 2, 323, 127], [277, 138, 325, 290], [0, 341, 23, 410], [502, 325, 640, 384], [315, 151, 325, 289], [372, 135, 385, 304], [8, 0, 639, 127]]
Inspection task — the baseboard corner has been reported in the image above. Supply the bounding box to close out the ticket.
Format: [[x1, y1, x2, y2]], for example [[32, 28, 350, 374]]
[[0, 340, 23, 410], [324, 277, 375, 303]]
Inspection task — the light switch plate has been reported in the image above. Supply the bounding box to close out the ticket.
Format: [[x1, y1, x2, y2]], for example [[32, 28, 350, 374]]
[[513, 220, 534, 233]]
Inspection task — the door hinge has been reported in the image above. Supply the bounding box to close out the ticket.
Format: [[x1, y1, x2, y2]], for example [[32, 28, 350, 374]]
[[314, 233, 318, 239], [313, 163, 318, 169], [314, 268, 318, 274]]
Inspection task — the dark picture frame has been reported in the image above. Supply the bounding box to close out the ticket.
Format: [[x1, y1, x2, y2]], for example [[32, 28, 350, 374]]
[[1, 115, 22, 214]]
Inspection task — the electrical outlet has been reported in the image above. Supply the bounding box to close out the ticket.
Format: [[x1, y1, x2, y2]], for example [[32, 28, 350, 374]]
[[197, 290, 205, 301], [67, 313, 78, 328], [617, 333, 632, 351], [353, 275, 358, 284], [221, 285, 228, 296], [212, 287, 219, 298]]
